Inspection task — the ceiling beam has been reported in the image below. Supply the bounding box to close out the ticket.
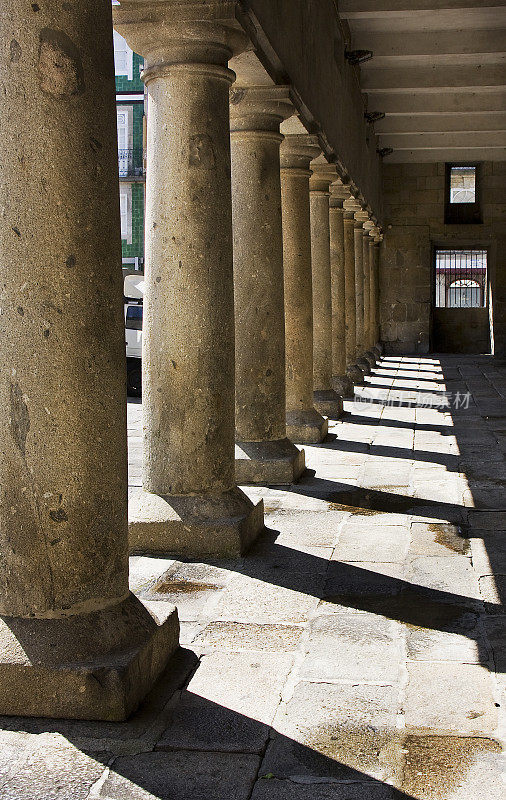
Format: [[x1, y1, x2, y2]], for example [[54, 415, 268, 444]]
[[361, 64, 506, 92], [352, 29, 505, 66], [367, 92, 506, 114], [339, 1, 506, 14], [378, 131, 506, 147], [374, 113, 506, 133], [385, 146, 506, 162]]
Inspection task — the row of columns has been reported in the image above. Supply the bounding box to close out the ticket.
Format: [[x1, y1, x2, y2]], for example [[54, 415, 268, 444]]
[[0, 0, 382, 721]]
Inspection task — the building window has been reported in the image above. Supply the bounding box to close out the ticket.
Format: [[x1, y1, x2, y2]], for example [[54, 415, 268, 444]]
[[113, 30, 133, 81], [434, 249, 487, 308], [119, 184, 132, 244], [444, 163, 482, 224]]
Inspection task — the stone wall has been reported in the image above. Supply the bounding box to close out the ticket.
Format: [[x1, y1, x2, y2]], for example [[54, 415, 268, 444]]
[[379, 162, 506, 356]]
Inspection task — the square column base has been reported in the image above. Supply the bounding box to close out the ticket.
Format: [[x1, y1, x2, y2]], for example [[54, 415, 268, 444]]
[[313, 390, 343, 419], [235, 438, 306, 485], [332, 374, 354, 399], [286, 408, 328, 444], [373, 343, 383, 357], [0, 594, 179, 721], [347, 364, 365, 385], [129, 487, 264, 559], [364, 351, 377, 367], [356, 357, 372, 375]]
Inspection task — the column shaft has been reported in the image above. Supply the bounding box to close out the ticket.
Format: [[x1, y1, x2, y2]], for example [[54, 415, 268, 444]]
[[343, 208, 363, 385], [310, 164, 343, 418], [354, 223, 365, 358], [329, 185, 354, 398], [281, 135, 327, 443], [231, 87, 305, 485], [0, 0, 178, 720], [115, 3, 263, 557]]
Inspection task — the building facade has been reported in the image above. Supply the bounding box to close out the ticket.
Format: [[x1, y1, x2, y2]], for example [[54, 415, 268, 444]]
[[114, 30, 145, 269]]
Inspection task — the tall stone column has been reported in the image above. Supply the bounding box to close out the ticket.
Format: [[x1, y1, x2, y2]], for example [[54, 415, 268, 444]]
[[343, 196, 364, 385], [354, 209, 372, 375], [114, 1, 263, 557], [362, 219, 376, 367], [230, 86, 305, 485], [329, 180, 355, 398], [369, 229, 383, 357], [309, 160, 344, 418], [280, 134, 328, 443], [0, 0, 178, 720]]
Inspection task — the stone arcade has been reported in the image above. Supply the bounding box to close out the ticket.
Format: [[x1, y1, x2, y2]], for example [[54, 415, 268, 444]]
[[0, 1, 505, 797]]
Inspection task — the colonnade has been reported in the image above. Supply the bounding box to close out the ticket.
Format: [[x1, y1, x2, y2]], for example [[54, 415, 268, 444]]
[[0, 0, 382, 721]]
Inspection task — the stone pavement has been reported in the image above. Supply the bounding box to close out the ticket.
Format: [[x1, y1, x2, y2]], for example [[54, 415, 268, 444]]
[[1, 355, 505, 799]]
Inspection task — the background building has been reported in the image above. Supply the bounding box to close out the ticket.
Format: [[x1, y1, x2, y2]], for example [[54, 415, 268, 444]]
[[114, 30, 145, 270]]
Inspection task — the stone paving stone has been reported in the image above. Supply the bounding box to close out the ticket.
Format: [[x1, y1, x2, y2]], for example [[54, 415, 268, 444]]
[[399, 735, 505, 800], [129, 556, 177, 594], [479, 574, 505, 607], [410, 522, 470, 557], [404, 663, 498, 735], [299, 613, 402, 682], [192, 621, 305, 652], [320, 562, 405, 615], [470, 532, 506, 575], [99, 752, 260, 799], [265, 510, 346, 547], [263, 682, 401, 782], [0, 731, 107, 800], [212, 574, 320, 624], [467, 511, 506, 529], [157, 652, 292, 753], [333, 524, 410, 563], [140, 562, 234, 621], [406, 555, 480, 599], [251, 779, 395, 799], [483, 616, 506, 674], [405, 606, 487, 664]]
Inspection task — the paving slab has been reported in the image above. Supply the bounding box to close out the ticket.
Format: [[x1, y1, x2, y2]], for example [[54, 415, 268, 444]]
[[98, 752, 260, 800], [264, 682, 401, 782], [404, 663, 498, 735], [251, 779, 395, 799]]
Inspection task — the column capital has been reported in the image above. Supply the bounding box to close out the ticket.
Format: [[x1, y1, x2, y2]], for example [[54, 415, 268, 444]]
[[229, 85, 294, 133], [113, 0, 248, 69], [354, 209, 370, 228], [280, 134, 321, 173], [329, 178, 352, 209], [309, 157, 337, 194]]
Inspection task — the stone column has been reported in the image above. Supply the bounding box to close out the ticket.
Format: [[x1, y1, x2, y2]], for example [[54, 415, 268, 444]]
[[343, 196, 364, 385], [309, 160, 344, 418], [0, 0, 178, 720], [354, 209, 372, 375], [362, 219, 376, 367], [114, 1, 263, 557], [280, 134, 328, 443], [230, 86, 305, 485], [369, 229, 383, 357], [329, 180, 355, 398]]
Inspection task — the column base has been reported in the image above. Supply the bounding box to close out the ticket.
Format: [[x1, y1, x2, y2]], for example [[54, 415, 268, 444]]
[[129, 487, 264, 559], [235, 438, 306, 486], [332, 373, 354, 399], [313, 389, 343, 419], [286, 408, 328, 444], [347, 363, 365, 385], [356, 356, 372, 375], [364, 350, 377, 367], [0, 593, 179, 721], [373, 343, 383, 357]]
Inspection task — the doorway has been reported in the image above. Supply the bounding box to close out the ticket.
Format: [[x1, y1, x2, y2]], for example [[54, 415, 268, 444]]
[[432, 248, 490, 353]]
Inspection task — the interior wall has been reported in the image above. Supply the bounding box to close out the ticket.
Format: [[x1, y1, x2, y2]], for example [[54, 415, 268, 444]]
[[379, 161, 506, 356]]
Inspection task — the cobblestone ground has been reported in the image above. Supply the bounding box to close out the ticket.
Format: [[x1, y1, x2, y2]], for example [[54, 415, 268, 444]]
[[1, 355, 505, 799]]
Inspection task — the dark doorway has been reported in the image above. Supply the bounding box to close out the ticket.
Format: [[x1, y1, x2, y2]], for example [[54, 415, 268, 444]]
[[432, 248, 490, 353]]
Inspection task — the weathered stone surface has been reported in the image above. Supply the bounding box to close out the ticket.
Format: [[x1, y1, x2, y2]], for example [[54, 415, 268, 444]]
[[99, 752, 260, 800], [235, 439, 306, 486], [0, 732, 107, 800], [404, 663, 498, 735], [251, 782, 395, 800], [334, 524, 410, 563], [264, 682, 401, 782], [192, 621, 305, 652], [299, 613, 402, 682]]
